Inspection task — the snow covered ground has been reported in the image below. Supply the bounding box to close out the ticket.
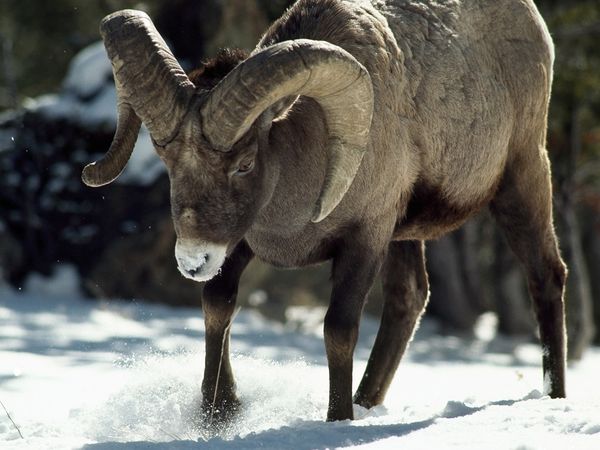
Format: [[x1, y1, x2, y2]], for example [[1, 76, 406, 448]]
[[1, 267, 599, 449]]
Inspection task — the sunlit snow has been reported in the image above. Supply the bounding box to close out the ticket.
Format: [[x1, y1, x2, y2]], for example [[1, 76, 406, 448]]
[[0, 267, 599, 449]]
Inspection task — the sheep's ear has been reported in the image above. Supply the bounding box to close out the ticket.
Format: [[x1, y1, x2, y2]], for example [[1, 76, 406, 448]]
[[202, 40, 373, 222]]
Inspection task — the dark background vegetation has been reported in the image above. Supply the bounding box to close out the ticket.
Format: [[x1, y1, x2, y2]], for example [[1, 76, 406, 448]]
[[1, 1, 599, 359]]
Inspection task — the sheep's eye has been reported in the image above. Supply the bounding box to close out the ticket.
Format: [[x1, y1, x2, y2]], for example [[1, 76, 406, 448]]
[[235, 159, 255, 175]]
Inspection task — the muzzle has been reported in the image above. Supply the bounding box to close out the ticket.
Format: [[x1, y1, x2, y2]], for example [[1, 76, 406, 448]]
[[175, 239, 227, 282]]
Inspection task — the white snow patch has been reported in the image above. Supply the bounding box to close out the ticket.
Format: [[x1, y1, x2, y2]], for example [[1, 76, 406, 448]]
[[26, 42, 115, 126], [62, 41, 112, 99], [473, 311, 498, 341], [22, 42, 164, 187], [0, 270, 599, 449], [22, 264, 83, 299], [285, 305, 327, 335], [119, 126, 164, 186]]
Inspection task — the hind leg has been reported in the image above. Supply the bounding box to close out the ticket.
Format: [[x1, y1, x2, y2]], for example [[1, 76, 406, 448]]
[[490, 148, 567, 398], [354, 240, 429, 408]]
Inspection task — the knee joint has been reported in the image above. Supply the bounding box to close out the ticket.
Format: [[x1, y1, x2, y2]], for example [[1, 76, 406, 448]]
[[385, 275, 429, 317], [529, 257, 567, 301], [324, 312, 360, 357], [202, 286, 237, 330]]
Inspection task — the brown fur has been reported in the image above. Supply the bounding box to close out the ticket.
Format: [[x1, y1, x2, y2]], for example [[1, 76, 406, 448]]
[[188, 48, 249, 91], [127, 0, 567, 422]]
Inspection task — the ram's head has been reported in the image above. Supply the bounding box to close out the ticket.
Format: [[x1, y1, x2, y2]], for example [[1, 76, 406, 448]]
[[82, 10, 373, 282]]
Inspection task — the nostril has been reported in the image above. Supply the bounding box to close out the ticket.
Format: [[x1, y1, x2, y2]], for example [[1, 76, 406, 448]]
[[183, 254, 210, 278]]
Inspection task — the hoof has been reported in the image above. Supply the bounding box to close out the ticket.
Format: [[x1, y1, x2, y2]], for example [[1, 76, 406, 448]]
[[326, 405, 354, 422], [196, 396, 241, 434]]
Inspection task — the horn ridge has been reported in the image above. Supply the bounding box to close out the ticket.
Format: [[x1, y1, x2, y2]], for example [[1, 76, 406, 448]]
[[82, 102, 141, 187], [201, 39, 374, 221], [82, 9, 194, 187]]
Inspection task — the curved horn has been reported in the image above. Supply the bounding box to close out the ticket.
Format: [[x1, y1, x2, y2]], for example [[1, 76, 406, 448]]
[[82, 10, 194, 186], [82, 100, 141, 187], [200, 39, 374, 223]]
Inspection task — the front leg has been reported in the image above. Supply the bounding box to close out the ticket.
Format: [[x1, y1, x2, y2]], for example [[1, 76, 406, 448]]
[[325, 239, 385, 421], [200, 240, 253, 424]]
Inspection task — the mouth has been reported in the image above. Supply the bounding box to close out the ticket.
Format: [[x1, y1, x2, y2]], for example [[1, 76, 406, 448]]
[[175, 239, 227, 282]]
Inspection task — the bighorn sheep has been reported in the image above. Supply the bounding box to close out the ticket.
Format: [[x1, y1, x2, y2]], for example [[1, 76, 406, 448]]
[[83, 0, 567, 422]]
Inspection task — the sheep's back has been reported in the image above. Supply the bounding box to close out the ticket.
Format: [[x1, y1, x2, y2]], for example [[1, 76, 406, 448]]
[[373, 0, 554, 209]]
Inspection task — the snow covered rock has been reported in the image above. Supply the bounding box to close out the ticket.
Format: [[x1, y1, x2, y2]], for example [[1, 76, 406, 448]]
[[0, 42, 199, 305], [24, 41, 163, 186]]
